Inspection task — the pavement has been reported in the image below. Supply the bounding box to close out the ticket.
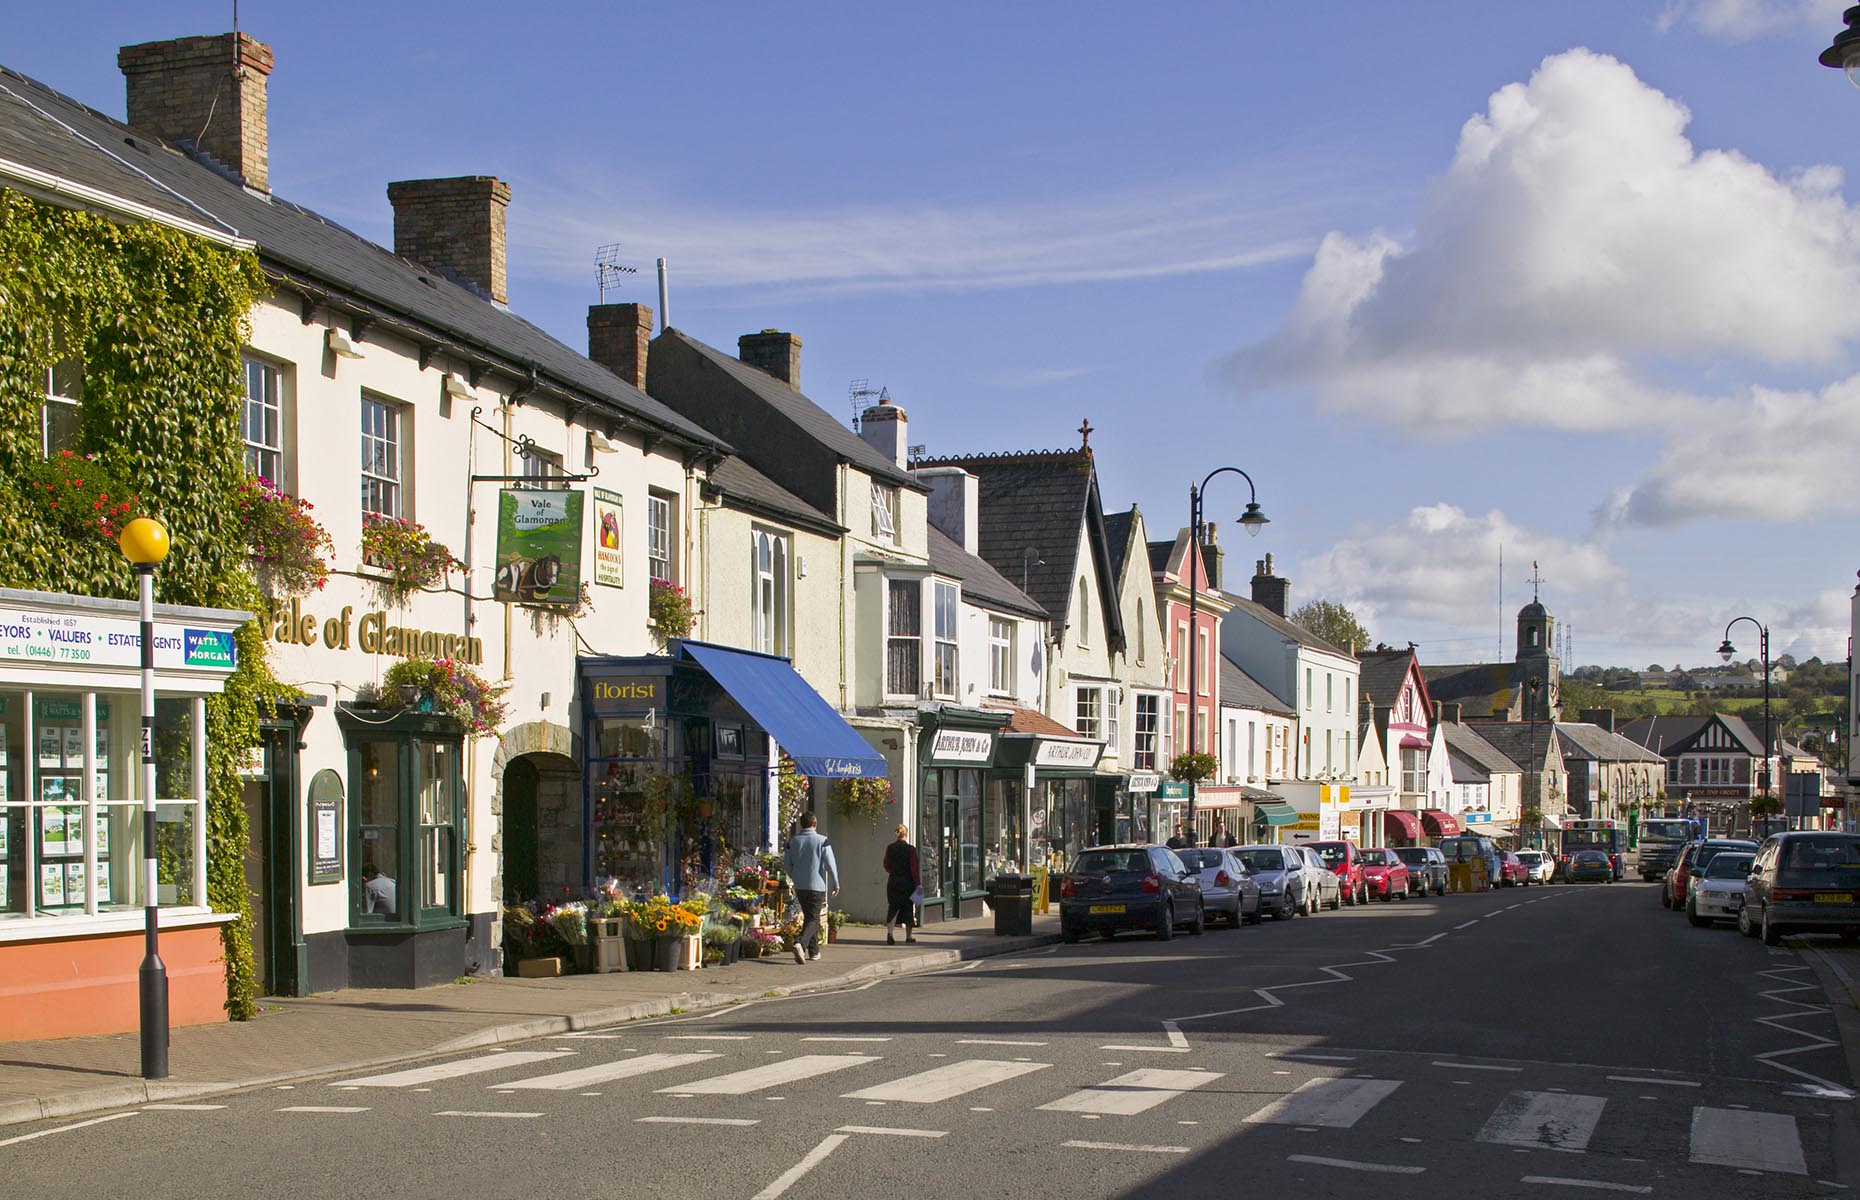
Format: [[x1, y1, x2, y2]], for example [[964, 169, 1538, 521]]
[[0, 910, 1057, 1126]]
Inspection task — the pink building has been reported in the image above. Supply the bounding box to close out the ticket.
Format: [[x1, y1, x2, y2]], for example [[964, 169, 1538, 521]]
[[1148, 529, 1235, 840]]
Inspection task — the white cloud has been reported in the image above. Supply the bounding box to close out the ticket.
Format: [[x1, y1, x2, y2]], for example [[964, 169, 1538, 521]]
[[1656, 0, 1848, 41], [1231, 48, 1860, 435]]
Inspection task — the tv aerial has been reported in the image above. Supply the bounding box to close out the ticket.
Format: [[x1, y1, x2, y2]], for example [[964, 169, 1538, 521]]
[[849, 379, 887, 432], [595, 244, 638, 303]]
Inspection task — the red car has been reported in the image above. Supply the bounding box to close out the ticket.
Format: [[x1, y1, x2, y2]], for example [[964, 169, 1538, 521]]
[[1361, 847, 1410, 901], [1497, 851, 1529, 887], [1308, 841, 1370, 906]]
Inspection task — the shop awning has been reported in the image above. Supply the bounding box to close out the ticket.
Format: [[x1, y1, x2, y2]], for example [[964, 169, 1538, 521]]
[[1420, 809, 1460, 837], [1254, 800, 1300, 827], [1384, 809, 1422, 840], [680, 642, 887, 778], [1400, 736, 1431, 750]]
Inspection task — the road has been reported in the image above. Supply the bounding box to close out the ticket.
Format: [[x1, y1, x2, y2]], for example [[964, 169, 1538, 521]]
[[4, 880, 1856, 1199]]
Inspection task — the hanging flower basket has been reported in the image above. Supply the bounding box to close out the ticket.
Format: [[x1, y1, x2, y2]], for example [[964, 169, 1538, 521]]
[[237, 476, 332, 596], [1168, 752, 1219, 784], [380, 656, 509, 736], [649, 579, 696, 643], [18, 450, 139, 543], [830, 776, 891, 825], [361, 514, 461, 601]]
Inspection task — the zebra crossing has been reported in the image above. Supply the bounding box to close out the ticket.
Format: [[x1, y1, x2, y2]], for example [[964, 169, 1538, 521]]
[[319, 1044, 1819, 1177]]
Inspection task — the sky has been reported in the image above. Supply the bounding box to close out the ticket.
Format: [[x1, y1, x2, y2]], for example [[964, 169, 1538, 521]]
[[9, 1, 1860, 671]]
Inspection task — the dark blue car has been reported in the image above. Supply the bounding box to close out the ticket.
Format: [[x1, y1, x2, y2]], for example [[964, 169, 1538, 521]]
[[1059, 844, 1205, 942]]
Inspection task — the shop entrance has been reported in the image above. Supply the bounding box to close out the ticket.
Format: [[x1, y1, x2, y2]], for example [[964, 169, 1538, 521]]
[[941, 793, 962, 918], [502, 757, 539, 900], [242, 723, 301, 997]]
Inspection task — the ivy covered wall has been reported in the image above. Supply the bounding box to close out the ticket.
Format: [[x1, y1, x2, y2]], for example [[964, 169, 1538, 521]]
[[0, 189, 279, 1018]]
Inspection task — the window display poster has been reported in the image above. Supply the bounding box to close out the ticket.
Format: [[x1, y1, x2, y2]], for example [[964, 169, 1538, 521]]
[[40, 862, 64, 906], [40, 806, 65, 858], [60, 806, 82, 857], [39, 775, 67, 803], [95, 728, 108, 763], [0, 722, 8, 766], [38, 726, 61, 769], [94, 809, 108, 854], [63, 727, 83, 766], [95, 860, 110, 901], [64, 861, 85, 903]]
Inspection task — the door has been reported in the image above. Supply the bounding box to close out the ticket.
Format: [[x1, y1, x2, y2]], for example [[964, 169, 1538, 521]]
[[942, 791, 961, 918], [245, 724, 300, 997], [503, 758, 539, 900]]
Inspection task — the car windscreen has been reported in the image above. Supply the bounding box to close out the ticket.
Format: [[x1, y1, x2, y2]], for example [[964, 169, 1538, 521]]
[[1695, 844, 1756, 873], [1072, 850, 1149, 875], [1642, 820, 1693, 842], [1777, 838, 1860, 887], [1234, 849, 1286, 873], [1392, 848, 1428, 865], [1308, 843, 1346, 866], [1175, 850, 1225, 870], [1701, 854, 1753, 880]]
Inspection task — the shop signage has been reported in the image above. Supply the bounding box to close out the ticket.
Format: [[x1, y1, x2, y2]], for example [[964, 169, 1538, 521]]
[[308, 769, 343, 885], [1688, 787, 1748, 799], [0, 605, 238, 673], [493, 488, 585, 605], [928, 729, 993, 764], [1034, 739, 1102, 768], [592, 488, 623, 589], [585, 675, 663, 711], [1288, 817, 1321, 831], [1127, 771, 1161, 794], [1465, 811, 1492, 824], [266, 599, 483, 665], [1156, 780, 1188, 799]]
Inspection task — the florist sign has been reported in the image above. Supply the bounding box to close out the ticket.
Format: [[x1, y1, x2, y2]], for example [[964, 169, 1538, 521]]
[[493, 488, 584, 605]]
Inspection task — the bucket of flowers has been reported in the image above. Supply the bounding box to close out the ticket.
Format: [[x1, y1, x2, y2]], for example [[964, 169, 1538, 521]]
[[743, 927, 783, 959], [703, 919, 744, 966], [549, 901, 591, 973]]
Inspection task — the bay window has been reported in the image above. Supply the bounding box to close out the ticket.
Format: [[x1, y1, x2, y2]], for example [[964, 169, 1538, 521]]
[[1133, 694, 1160, 770], [887, 580, 921, 697], [933, 581, 959, 699], [347, 718, 465, 928]]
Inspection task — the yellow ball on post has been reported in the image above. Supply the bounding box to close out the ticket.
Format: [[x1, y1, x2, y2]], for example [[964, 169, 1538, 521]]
[[119, 516, 171, 567]]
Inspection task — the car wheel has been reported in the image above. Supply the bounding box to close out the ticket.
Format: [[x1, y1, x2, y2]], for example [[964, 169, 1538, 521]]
[[1686, 901, 1706, 928], [1062, 924, 1081, 944], [1359, 883, 1370, 905], [1379, 888, 1392, 902], [1277, 893, 1296, 920], [1661, 887, 1673, 910], [1245, 902, 1263, 925], [1738, 906, 1756, 938], [1330, 890, 1342, 911], [1761, 909, 1782, 947], [1156, 901, 1174, 941], [1188, 902, 1205, 936]]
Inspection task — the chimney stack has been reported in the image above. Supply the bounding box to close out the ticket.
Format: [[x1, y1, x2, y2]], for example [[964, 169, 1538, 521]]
[[859, 393, 909, 469], [739, 330, 801, 390], [1580, 707, 1615, 733], [1250, 552, 1289, 618], [1201, 524, 1223, 592], [119, 33, 274, 192], [588, 303, 654, 391], [916, 467, 979, 554], [387, 176, 511, 304], [1436, 701, 1462, 725]]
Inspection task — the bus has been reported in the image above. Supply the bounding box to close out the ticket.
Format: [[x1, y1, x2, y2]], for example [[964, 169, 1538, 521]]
[[1635, 816, 1705, 881], [1558, 818, 1627, 881]]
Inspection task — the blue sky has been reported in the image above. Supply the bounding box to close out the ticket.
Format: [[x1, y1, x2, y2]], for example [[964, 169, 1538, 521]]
[[11, 1, 1860, 670]]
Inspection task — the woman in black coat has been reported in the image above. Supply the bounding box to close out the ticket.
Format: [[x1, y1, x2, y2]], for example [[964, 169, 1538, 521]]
[[882, 823, 919, 945]]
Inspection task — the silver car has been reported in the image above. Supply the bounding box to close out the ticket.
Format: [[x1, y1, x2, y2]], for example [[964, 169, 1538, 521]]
[[1233, 844, 1306, 920], [1687, 851, 1753, 927], [1175, 848, 1262, 927], [1298, 845, 1342, 911]]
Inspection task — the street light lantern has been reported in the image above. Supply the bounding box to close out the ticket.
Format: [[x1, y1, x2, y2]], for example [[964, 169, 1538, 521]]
[[1186, 465, 1267, 839], [1239, 501, 1269, 538], [119, 516, 171, 567], [1820, 4, 1860, 87], [1718, 639, 1737, 663]]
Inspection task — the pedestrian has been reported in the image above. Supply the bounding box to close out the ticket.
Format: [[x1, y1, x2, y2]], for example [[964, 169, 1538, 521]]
[[1210, 818, 1236, 848], [361, 864, 397, 917], [1165, 821, 1194, 850], [882, 823, 919, 945], [783, 810, 838, 964]]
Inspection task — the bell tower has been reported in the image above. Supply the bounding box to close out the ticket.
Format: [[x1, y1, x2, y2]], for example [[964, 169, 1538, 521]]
[[1514, 563, 1559, 719]]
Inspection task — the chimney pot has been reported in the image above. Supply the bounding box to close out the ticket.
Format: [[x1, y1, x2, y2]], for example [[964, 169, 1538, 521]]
[[738, 330, 802, 390], [387, 176, 512, 304], [1250, 553, 1289, 618], [119, 33, 274, 192], [588, 303, 654, 391]]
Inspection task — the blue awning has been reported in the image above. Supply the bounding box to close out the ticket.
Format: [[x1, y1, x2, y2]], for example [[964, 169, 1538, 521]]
[[680, 641, 887, 779]]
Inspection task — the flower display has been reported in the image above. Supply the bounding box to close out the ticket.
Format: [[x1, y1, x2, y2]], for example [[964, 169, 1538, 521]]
[[380, 655, 509, 736], [236, 475, 332, 595], [19, 450, 139, 542], [830, 776, 891, 824], [360, 513, 462, 600], [648, 578, 696, 644]]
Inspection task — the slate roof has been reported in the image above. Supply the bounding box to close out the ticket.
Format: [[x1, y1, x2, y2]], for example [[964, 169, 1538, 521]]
[[1422, 662, 1521, 720], [1220, 653, 1295, 716], [1442, 722, 1523, 776], [1102, 509, 1135, 581], [706, 457, 845, 537], [1556, 722, 1667, 765], [1218, 591, 1352, 659], [927, 527, 1046, 620], [1358, 649, 1417, 709], [1619, 716, 1708, 757], [1448, 750, 1491, 785], [1461, 721, 1559, 770], [1147, 533, 1187, 577], [0, 66, 726, 451], [912, 449, 1119, 641]]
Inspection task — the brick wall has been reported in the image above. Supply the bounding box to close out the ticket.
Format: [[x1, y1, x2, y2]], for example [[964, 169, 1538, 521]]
[[588, 303, 654, 390], [739, 330, 802, 390], [118, 33, 273, 192], [387, 176, 512, 303]]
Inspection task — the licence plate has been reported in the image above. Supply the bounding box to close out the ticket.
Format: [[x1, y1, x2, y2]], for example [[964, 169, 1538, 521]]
[[1088, 904, 1125, 914], [1814, 893, 1850, 904]]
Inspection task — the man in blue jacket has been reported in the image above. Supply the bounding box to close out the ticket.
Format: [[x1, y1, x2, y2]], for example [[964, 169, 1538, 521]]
[[784, 811, 838, 964]]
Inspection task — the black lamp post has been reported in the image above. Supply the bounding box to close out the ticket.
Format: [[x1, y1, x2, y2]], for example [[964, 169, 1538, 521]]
[[119, 516, 171, 1080], [1526, 676, 1542, 848], [1718, 617, 1773, 837], [1185, 468, 1268, 838]]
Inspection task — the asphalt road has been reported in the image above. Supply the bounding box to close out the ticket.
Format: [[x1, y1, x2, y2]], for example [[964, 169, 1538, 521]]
[[5, 880, 1857, 1199]]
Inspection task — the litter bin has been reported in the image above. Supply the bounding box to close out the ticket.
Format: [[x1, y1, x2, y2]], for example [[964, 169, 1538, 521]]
[[986, 874, 1034, 937]]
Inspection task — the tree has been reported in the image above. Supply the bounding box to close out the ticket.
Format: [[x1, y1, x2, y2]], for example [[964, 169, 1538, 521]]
[[1290, 599, 1370, 652], [1646, 664, 1663, 673]]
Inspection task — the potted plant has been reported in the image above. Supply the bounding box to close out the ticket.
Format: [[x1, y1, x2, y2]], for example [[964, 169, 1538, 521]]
[[830, 777, 891, 825], [360, 514, 461, 602], [236, 475, 332, 596], [648, 579, 696, 644], [825, 909, 848, 944], [703, 921, 743, 966], [743, 927, 782, 959]]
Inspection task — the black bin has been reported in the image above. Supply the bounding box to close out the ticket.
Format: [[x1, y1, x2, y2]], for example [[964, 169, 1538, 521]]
[[987, 874, 1034, 937]]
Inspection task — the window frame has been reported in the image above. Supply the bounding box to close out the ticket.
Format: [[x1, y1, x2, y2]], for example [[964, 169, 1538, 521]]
[[359, 393, 405, 520], [647, 491, 676, 585], [1075, 685, 1103, 742], [933, 580, 960, 700], [886, 578, 922, 698], [41, 360, 84, 458], [517, 447, 566, 490], [241, 355, 285, 485], [1133, 693, 1160, 771], [988, 617, 1014, 696], [345, 720, 466, 931], [751, 527, 791, 657], [870, 482, 898, 541]]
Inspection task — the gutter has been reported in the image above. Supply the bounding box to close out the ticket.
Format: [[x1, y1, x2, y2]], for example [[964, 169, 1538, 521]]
[[0, 156, 253, 250]]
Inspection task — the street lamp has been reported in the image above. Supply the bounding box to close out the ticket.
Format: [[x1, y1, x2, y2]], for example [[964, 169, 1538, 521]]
[[1186, 467, 1269, 838], [119, 515, 170, 1080], [1526, 676, 1542, 848], [1820, 6, 1860, 86], [1718, 616, 1774, 838]]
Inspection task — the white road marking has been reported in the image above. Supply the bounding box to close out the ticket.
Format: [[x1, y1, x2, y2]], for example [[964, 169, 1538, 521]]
[[667, 1035, 752, 1041], [636, 1116, 760, 1127], [499, 1052, 720, 1091], [1455, 920, 1481, 930], [558, 1032, 629, 1038], [1041, 1068, 1223, 1116], [664, 1054, 880, 1095], [143, 1103, 225, 1111], [1273, 1053, 1355, 1062], [340, 1050, 574, 1088], [835, 1125, 947, 1138], [1521, 1177, 1652, 1194], [1433, 1061, 1524, 1072], [1286, 1154, 1425, 1175], [1099, 1044, 1192, 1053], [0, 1113, 136, 1147], [1607, 1076, 1699, 1088], [433, 1110, 544, 1119], [1162, 1021, 1188, 1048], [1689, 1107, 1807, 1175], [1477, 1091, 1607, 1153], [1064, 1140, 1190, 1154], [277, 1105, 370, 1114], [956, 1039, 1047, 1047], [802, 1036, 892, 1043], [1245, 1078, 1403, 1128], [845, 1059, 1051, 1103], [752, 1133, 849, 1200]]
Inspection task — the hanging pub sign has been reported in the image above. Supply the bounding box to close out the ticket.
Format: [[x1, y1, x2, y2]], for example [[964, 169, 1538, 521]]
[[493, 488, 584, 605], [592, 488, 623, 588]]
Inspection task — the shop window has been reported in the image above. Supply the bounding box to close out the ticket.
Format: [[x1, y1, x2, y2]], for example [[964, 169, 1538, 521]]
[[349, 730, 464, 927], [590, 716, 670, 894], [933, 581, 959, 699], [648, 492, 675, 584], [983, 776, 1024, 879], [242, 355, 285, 484], [887, 580, 921, 697], [360, 393, 404, 519], [1133, 693, 1160, 771], [918, 770, 942, 903], [752, 529, 790, 656], [989, 618, 1014, 695]]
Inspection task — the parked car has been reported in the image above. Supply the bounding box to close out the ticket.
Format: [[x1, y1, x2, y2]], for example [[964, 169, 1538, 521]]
[[1740, 832, 1860, 946], [1497, 851, 1530, 887], [1307, 840, 1371, 905], [1687, 850, 1754, 928], [1566, 849, 1615, 883], [1233, 844, 1307, 920], [1059, 844, 1206, 943], [1664, 839, 1759, 910], [1392, 846, 1448, 896], [1361, 847, 1411, 901], [1299, 846, 1344, 911], [1514, 849, 1555, 884], [1174, 848, 1262, 927]]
